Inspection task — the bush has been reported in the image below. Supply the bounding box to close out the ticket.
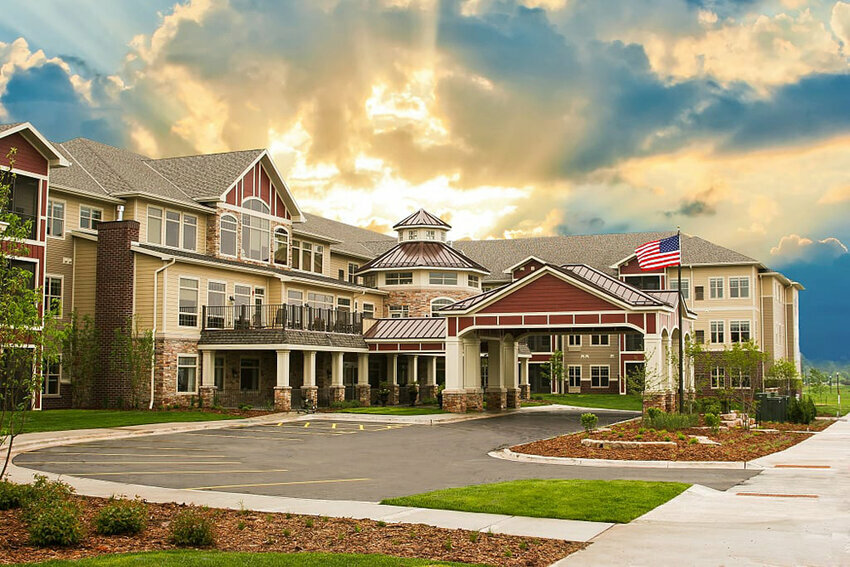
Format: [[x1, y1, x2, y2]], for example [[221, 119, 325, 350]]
[[646, 407, 662, 420], [0, 480, 28, 510], [420, 397, 439, 406], [94, 499, 147, 535], [329, 400, 361, 409], [22, 476, 75, 523], [788, 396, 817, 424], [643, 411, 699, 431], [580, 413, 598, 433], [696, 397, 722, 416], [171, 508, 215, 547], [28, 501, 84, 547], [704, 413, 720, 433]]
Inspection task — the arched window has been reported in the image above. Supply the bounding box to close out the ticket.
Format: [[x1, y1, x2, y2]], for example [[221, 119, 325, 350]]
[[430, 297, 454, 317], [274, 227, 289, 265], [242, 197, 270, 214], [220, 214, 237, 256]]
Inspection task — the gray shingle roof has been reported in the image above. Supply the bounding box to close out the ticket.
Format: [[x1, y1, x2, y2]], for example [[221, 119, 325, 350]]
[[364, 317, 446, 340], [454, 232, 758, 282], [357, 241, 489, 273], [50, 142, 114, 199], [0, 122, 24, 134], [199, 329, 367, 349], [299, 212, 395, 259], [146, 149, 264, 201], [393, 208, 451, 229]]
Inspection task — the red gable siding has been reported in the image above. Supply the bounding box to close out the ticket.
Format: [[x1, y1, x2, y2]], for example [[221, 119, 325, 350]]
[[620, 260, 662, 275], [0, 132, 48, 176], [222, 160, 290, 220], [512, 258, 545, 281], [479, 273, 621, 314]]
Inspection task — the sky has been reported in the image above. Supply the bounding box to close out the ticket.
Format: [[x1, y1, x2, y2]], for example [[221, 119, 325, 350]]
[[0, 0, 848, 363]]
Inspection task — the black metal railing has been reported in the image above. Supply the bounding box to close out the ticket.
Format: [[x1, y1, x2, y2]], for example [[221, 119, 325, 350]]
[[202, 303, 363, 335]]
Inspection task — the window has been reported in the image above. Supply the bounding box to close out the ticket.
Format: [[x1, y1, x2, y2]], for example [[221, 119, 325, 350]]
[[291, 240, 323, 273], [165, 211, 180, 247], [347, 263, 359, 284], [624, 275, 661, 290], [732, 371, 751, 389], [591, 365, 610, 388], [337, 297, 351, 312], [429, 272, 457, 285], [214, 356, 225, 390], [468, 275, 480, 289], [240, 358, 260, 391], [624, 334, 644, 352], [729, 277, 750, 299], [710, 366, 724, 389], [177, 355, 198, 393], [182, 215, 197, 250], [389, 305, 409, 318], [407, 230, 418, 240], [291, 239, 301, 269], [242, 213, 270, 261], [45, 276, 62, 316], [10, 260, 36, 290], [147, 207, 163, 245], [234, 284, 252, 307], [669, 278, 690, 300], [287, 290, 303, 305], [730, 320, 751, 343], [386, 272, 413, 285], [220, 214, 237, 256], [273, 228, 289, 265], [178, 278, 199, 327], [47, 200, 64, 237], [568, 365, 581, 387], [695, 330, 705, 344], [709, 277, 724, 299], [527, 335, 551, 352], [42, 358, 60, 396], [425, 230, 436, 240], [694, 286, 704, 301], [206, 282, 226, 328], [338, 269, 345, 281], [363, 274, 377, 288], [710, 321, 725, 344], [567, 334, 581, 347], [591, 334, 609, 346], [80, 206, 102, 231], [307, 292, 333, 310], [243, 197, 270, 213], [430, 297, 454, 317], [4, 174, 38, 238], [362, 303, 375, 319], [314, 245, 324, 273]]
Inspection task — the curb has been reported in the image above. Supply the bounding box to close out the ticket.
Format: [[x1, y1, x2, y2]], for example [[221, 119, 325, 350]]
[[308, 410, 513, 425], [489, 448, 765, 470]]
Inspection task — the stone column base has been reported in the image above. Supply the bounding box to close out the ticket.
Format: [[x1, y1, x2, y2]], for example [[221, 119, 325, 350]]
[[274, 386, 292, 412], [506, 388, 521, 409], [442, 390, 467, 413], [301, 386, 318, 410], [519, 384, 531, 400], [643, 392, 678, 413], [465, 389, 484, 412], [420, 384, 438, 401], [356, 384, 371, 407], [390, 385, 400, 405], [329, 385, 345, 403], [486, 388, 507, 412], [199, 386, 217, 408]]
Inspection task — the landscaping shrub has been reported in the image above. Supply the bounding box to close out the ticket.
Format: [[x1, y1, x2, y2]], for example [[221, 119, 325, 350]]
[[94, 498, 147, 535], [329, 400, 361, 409], [171, 508, 215, 547], [28, 501, 84, 547], [22, 476, 75, 523], [704, 413, 720, 433], [0, 480, 28, 510], [787, 396, 817, 424], [696, 397, 722, 416], [645, 407, 662, 420], [580, 413, 598, 433], [420, 397, 439, 406], [643, 411, 699, 431]]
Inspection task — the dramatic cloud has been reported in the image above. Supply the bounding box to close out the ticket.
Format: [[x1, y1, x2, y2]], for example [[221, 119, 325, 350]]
[[770, 234, 849, 264]]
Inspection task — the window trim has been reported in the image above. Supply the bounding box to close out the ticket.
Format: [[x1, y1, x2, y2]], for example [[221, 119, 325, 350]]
[[729, 276, 751, 299], [430, 297, 455, 317], [46, 198, 65, 239], [710, 320, 725, 344], [710, 366, 724, 389], [219, 213, 238, 257], [176, 354, 199, 394], [590, 334, 610, 346], [385, 271, 414, 286], [709, 277, 724, 300], [42, 356, 61, 397], [590, 365, 610, 388], [468, 274, 480, 289], [730, 320, 751, 344], [273, 226, 290, 266], [241, 211, 271, 262], [362, 302, 375, 319], [182, 213, 198, 251], [567, 364, 581, 387], [669, 277, 690, 300], [44, 274, 63, 317], [178, 276, 200, 328], [388, 305, 410, 318], [429, 272, 458, 286], [79, 205, 103, 232]]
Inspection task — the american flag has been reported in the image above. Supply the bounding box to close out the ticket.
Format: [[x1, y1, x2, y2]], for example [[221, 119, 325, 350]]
[[635, 234, 681, 270]]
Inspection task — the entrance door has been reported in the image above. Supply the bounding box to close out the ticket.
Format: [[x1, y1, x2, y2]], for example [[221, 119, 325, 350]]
[[568, 365, 581, 393]]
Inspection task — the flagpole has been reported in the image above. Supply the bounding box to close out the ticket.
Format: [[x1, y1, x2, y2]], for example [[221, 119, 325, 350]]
[[677, 227, 684, 414]]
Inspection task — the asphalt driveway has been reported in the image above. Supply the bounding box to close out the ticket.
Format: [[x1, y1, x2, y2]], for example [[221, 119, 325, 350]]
[[14, 407, 758, 500]]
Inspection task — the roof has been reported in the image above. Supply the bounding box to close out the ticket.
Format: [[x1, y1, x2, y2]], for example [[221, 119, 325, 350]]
[[392, 208, 451, 230], [0, 122, 70, 167], [364, 317, 446, 340], [297, 213, 395, 259], [454, 232, 759, 282], [356, 241, 489, 274], [146, 149, 264, 201], [0, 122, 23, 133]]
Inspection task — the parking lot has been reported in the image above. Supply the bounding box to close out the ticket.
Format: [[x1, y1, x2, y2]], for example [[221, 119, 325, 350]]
[[14, 408, 758, 500]]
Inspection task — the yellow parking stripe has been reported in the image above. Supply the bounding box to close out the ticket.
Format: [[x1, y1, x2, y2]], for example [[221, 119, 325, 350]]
[[39, 452, 231, 458], [188, 477, 371, 491], [185, 433, 303, 441], [331, 423, 337, 429], [66, 469, 289, 476], [303, 422, 310, 428], [359, 424, 364, 430]]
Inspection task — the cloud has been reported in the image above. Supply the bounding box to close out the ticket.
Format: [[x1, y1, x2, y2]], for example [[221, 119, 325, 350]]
[[818, 184, 850, 204], [770, 234, 848, 264], [832, 1, 850, 48]]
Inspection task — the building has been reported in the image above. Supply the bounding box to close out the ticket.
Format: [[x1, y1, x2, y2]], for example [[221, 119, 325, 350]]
[[0, 123, 802, 413]]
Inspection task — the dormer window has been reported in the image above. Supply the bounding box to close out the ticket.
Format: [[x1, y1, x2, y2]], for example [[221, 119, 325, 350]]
[[425, 230, 436, 240], [407, 230, 418, 240]]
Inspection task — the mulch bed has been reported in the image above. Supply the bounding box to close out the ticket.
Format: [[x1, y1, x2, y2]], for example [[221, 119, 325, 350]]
[[512, 419, 830, 462], [0, 496, 584, 566], [758, 420, 833, 432]]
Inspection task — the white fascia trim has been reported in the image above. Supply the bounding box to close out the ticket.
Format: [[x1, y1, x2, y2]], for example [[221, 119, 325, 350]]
[[360, 265, 491, 276], [502, 255, 548, 274], [69, 229, 98, 242], [1, 122, 70, 167], [49, 183, 125, 204], [111, 191, 214, 214], [328, 247, 378, 262], [392, 223, 451, 231], [198, 343, 368, 353], [365, 338, 446, 343]]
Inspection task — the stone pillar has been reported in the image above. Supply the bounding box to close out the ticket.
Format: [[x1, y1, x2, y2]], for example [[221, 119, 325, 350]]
[[301, 350, 318, 408], [330, 351, 345, 402], [199, 349, 217, 408], [504, 338, 520, 409], [274, 349, 291, 412], [519, 357, 531, 400], [420, 356, 438, 400], [356, 353, 370, 406], [388, 354, 399, 405], [463, 336, 483, 411], [485, 339, 507, 411], [443, 337, 467, 413]]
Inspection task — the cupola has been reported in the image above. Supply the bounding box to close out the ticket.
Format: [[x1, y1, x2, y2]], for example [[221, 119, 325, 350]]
[[392, 208, 451, 243]]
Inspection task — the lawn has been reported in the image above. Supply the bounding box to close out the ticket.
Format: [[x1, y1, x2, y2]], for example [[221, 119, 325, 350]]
[[532, 393, 642, 411], [16, 551, 483, 567], [381, 479, 690, 524], [338, 406, 446, 416], [9, 409, 244, 434], [803, 386, 847, 417]]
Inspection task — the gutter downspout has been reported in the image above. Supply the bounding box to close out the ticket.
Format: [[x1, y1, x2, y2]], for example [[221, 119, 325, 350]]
[[150, 258, 177, 409]]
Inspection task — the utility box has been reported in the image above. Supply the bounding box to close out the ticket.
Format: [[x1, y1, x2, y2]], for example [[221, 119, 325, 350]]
[[756, 393, 788, 423]]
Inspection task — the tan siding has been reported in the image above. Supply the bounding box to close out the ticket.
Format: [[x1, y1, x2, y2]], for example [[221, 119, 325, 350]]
[[71, 237, 98, 318], [134, 253, 163, 331], [127, 198, 209, 254]]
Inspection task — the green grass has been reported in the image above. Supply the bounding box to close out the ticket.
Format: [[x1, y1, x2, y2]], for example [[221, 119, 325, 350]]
[[338, 406, 446, 416], [804, 386, 847, 417], [532, 393, 642, 411], [381, 479, 690, 524], [10, 409, 244, 435], [14, 551, 483, 567]]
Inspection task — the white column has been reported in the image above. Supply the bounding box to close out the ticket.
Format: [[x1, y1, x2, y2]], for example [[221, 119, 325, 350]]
[[463, 337, 481, 390], [487, 339, 503, 389], [444, 338, 464, 391], [643, 335, 664, 393], [303, 350, 317, 387], [389, 354, 398, 386], [201, 350, 215, 387], [410, 355, 419, 384], [426, 356, 437, 386], [357, 353, 369, 385], [276, 349, 290, 388], [520, 358, 530, 386], [331, 351, 344, 387], [502, 338, 518, 390]]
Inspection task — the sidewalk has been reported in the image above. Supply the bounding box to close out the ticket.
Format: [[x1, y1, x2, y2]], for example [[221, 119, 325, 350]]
[[555, 415, 850, 566]]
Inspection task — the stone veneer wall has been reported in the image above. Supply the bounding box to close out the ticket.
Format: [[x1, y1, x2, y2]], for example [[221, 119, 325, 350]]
[[383, 287, 478, 318], [154, 337, 202, 408]]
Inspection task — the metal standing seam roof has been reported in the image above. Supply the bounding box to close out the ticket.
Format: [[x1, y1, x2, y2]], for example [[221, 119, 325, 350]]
[[356, 241, 489, 273], [364, 317, 446, 340], [392, 208, 452, 229]]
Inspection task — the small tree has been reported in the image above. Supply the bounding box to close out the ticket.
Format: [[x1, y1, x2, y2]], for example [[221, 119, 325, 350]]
[[764, 358, 801, 396], [110, 316, 154, 409], [542, 350, 564, 394], [54, 312, 99, 408], [721, 340, 767, 429], [807, 368, 828, 402]]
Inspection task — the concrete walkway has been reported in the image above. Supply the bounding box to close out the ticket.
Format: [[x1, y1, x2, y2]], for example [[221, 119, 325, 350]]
[[556, 415, 850, 566]]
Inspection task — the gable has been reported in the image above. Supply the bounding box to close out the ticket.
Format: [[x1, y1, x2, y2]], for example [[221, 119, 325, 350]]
[[224, 160, 291, 220], [512, 258, 545, 280], [0, 132, 48, 176], [479, 273, 623, 314]]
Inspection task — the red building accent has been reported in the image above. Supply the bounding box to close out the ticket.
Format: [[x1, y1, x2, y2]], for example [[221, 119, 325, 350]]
[[222, 161, 291, 220], [0, 132, 48, 175], [480, 274, 621, 313]]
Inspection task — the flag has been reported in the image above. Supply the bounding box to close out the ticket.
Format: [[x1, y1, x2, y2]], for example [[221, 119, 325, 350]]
[[635, 234, 681, 270]]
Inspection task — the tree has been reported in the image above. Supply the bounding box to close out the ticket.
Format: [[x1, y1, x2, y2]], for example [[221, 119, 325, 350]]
[[110, 316, 154, 409], [765, 358, 801, 396], [721, 340, 767, 429], [542, 350, 564, 393], [0, 150, 46, 477], [59, 312, 99, 408], [807, 368, 828, 402]]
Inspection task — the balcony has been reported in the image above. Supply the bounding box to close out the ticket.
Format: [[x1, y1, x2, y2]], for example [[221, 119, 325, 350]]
[[202, 303, 364, 335]]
